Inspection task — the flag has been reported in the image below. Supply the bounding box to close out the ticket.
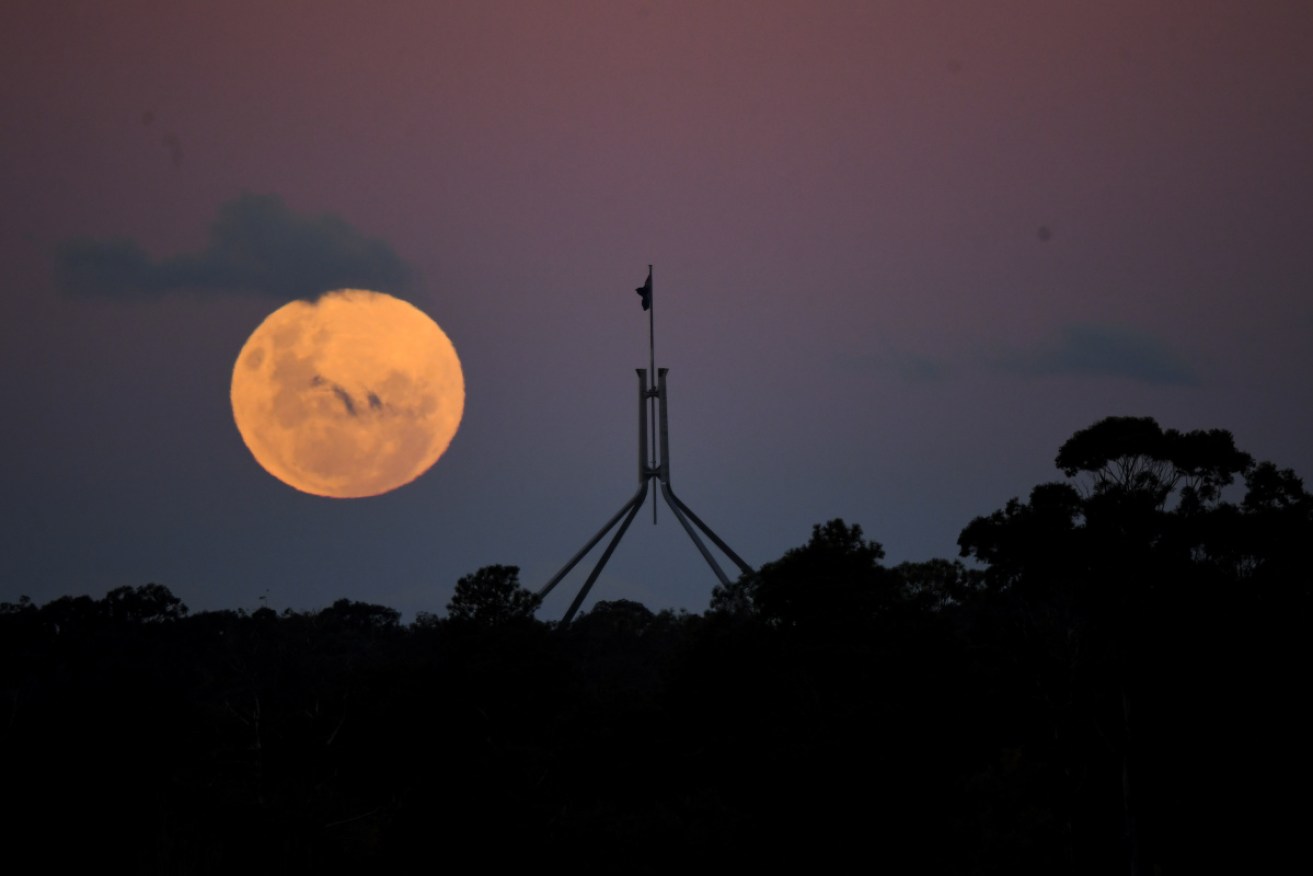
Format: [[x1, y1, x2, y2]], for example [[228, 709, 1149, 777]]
[[634, 266, 652, 311]]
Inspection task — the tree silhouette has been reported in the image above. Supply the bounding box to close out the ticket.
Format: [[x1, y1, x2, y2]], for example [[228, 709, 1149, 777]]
[[1055, 415, 1251, 509], [317, 597, 401, 632], [446, 564, 541, 628], [4, 416, 1306, 873], [958, 415, 1311, 873], [102, 582, 190, 623], [729, 518, 891, 630]]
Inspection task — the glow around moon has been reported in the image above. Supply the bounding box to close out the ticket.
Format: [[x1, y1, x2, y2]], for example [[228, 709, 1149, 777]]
[[231, 290, 464, 498]]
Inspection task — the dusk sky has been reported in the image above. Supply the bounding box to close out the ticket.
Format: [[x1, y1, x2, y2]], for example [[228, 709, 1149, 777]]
[[4, 0, 1311, 620]]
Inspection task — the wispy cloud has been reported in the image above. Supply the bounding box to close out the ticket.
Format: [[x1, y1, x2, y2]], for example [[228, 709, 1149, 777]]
[[55, 193, 409, 299], [997, 323, 1198, 386]]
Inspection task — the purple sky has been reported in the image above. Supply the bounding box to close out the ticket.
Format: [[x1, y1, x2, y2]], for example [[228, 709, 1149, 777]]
[[4, 1, 1311, 619]]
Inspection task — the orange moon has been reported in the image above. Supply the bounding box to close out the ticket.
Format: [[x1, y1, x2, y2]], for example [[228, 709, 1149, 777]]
[[231, 289, 464, 498]]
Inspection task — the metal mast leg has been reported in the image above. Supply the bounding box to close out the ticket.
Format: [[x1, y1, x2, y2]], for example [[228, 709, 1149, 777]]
[[663, 487, 755, 578], [652, 367, 754, 583], [537, 483, 648, 602], [558, 486, 647, 625], [659, 480, 733, 587], [539, 369, 657, 618]]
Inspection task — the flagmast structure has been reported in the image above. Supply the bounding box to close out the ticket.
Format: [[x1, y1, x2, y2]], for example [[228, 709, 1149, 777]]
[[538, 266, 754, 625], [647, 265, 657, 522]]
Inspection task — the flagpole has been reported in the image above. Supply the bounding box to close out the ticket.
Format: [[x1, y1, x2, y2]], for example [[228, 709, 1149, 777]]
[[647, 264, 657, 523], [648, 264, 655, 383]]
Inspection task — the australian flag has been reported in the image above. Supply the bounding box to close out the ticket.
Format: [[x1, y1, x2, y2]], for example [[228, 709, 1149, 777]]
[[635, 266, 652, 311]]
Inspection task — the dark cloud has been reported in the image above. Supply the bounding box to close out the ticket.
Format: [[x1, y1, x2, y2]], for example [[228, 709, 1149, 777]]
[[55, 193, 409, 299], [998, 323, 1198, 386]]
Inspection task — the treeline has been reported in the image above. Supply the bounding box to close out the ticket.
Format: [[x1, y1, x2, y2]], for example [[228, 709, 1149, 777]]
[[2, 417, 1309, 874]]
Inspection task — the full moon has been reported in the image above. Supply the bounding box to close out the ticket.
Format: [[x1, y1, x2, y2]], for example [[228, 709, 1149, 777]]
[[231, 289, 465, 498]]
